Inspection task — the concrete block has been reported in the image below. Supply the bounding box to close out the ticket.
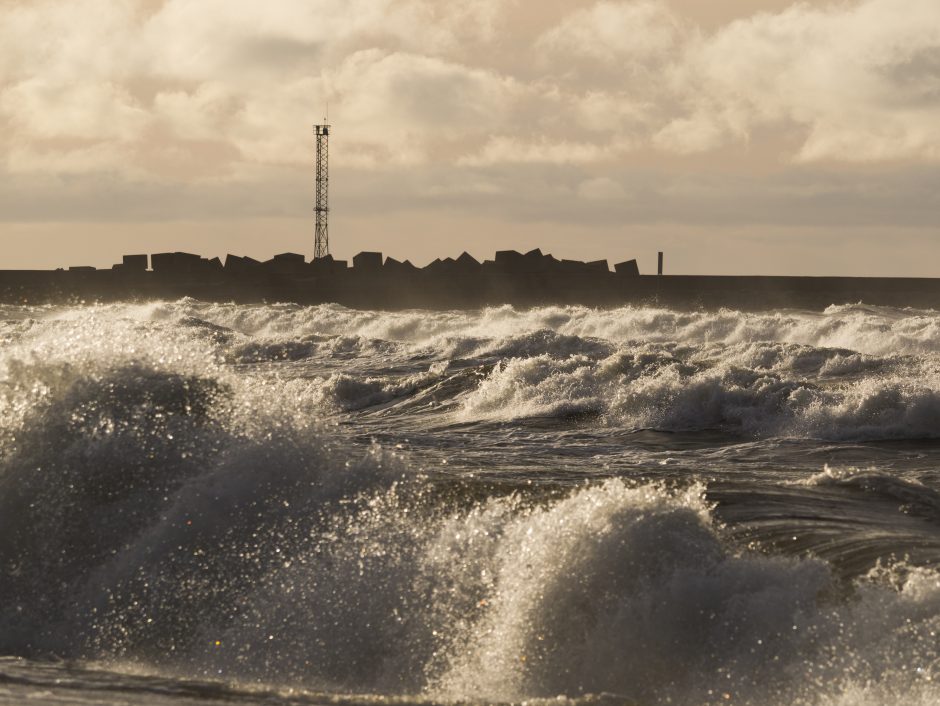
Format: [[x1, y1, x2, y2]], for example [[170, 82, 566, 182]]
[[273, 252, 306, 263], [615, 259, 640, 276], [353, 251, 383, 270], [122, 254, 148, 271]]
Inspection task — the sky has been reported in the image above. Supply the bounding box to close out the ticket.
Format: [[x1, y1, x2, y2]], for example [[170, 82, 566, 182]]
[[1, 0, 939, 275]]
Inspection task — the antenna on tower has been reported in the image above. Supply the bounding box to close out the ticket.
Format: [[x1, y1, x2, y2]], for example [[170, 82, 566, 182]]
[[313, 122, 330, 260]]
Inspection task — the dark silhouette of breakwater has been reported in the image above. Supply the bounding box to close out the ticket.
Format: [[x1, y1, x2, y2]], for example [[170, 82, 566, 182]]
[[3, 248, 940, 311]]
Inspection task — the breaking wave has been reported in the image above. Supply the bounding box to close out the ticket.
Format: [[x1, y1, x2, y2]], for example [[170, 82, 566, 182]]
[[91, 299, 940, 357], [9, 299, 940, 441], [3, 369, 940, 706], [458, 343, 940, 440], [4, 301, 940, 705]]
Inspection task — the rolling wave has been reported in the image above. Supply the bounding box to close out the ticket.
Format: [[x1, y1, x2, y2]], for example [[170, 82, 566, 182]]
[[456, 345, 938, 440], [3, 300, 940, 705]]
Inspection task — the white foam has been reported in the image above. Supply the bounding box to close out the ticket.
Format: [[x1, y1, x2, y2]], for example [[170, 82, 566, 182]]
[[27, 300, 940, 355], [424, 481, 940, 705], [4, 300, 940, 705], [10, 299, 940, 439], [191, 478, 940, 705], [453, 340, 940, 440]]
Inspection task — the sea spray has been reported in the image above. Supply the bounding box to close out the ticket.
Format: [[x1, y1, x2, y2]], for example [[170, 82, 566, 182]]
[[73, 299, 940, 357], [3, 301, 940, 705]]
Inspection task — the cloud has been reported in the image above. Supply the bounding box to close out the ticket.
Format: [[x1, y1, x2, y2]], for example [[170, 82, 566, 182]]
[[322, 50, 522, 166], [660, 0, 940, 161], [0, 0, 939, 242], [459, 136, 634, 166], [536, 0, 681, 67], [3, 0, 940, 180], [0, 0, 531, 175], [578, 177, 627, 201]]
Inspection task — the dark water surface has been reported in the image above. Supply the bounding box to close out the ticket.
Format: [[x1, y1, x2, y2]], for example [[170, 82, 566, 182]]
[[3, 300, 940, 705]]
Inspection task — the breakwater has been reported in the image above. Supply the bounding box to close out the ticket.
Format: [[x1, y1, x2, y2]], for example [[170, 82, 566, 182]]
[[4, 249, 940, 310]]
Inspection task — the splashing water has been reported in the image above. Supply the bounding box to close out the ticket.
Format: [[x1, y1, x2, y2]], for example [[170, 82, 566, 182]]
[[4, 301, 940, 705]]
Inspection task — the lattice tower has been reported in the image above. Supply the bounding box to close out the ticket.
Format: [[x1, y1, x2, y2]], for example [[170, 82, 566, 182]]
[[314, 124, 330, 260]]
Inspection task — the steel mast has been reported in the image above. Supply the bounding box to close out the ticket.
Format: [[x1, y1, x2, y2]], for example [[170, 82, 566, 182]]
[[314, 124, 330, 260]]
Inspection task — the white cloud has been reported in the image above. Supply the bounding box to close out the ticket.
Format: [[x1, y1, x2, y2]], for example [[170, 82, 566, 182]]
[[578, 177, 627, 200], [0, 0, 532, 174], [460, 135, 633, 166], [1, 80, 149, 142], [4, 141, 131, 175], [0, 0, 939, 195], [664, 0, 940, 160], [536, 0, 681, 67]]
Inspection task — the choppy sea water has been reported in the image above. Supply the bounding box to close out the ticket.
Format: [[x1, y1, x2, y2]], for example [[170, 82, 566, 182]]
[[3, 300, 940, 705]]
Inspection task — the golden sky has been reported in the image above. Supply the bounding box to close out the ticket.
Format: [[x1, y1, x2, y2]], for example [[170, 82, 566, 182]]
[[1, 0, 939, 275]]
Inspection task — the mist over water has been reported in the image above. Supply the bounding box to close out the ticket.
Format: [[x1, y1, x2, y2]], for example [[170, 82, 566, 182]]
[[4, 301, 940, 705]]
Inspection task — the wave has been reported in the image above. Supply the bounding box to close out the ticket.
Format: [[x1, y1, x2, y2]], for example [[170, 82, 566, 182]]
[[313, 365, 451, 413], [28, 299, 940, 356], [803, 466, 940, 523], [455, 344, 940, 440], [6, 300, 940, 705], [5, 426, 940, 706], [11, 302, 940, 441], [0, 309, 400, 659], [170, 301, 940, 358], [1, 316, 940, 704], [427, 482, 940, 705]]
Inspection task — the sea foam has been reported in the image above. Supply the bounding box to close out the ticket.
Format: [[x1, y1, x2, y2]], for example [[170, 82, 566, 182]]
[[3, 301, 940, 706]]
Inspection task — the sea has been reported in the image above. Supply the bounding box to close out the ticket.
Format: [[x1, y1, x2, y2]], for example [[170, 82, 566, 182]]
[[3, 299, 940, 706]]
